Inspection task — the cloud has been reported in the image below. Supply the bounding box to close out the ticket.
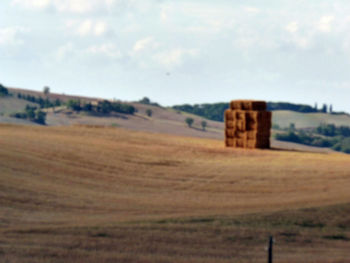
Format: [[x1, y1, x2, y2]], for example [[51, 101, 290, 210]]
[[317, 15, 334, 32], [12, 0, 121, 13], [132, 37, 159, 53], [244, 7, 260, 14], [12, 0, 50, 9], [0, 26, 29, 45], [286, 21, 299, 33], [84, 43, 122, 59], [154, 48, 199, 68], [65, 19, 110, 37], [55, 42, 74, 62]]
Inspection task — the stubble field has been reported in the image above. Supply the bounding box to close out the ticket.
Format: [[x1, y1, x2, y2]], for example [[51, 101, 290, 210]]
[[1, 124, 350, 263]]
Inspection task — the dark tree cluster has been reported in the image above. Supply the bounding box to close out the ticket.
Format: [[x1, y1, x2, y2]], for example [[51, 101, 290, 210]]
[[315, 123, 350, 137], [17, 92, 62, 109], [10, 105, 47, 125], [67, 100, 136, 115], [267, 102, 319, 113], [138, 97, 161, 107], [0, 84, 9, 97], [173, 102, 344, 123], [275, 123, 350, 154], [174, 103, 229, 122]]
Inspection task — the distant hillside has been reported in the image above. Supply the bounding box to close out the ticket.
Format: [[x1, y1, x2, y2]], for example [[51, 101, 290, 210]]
[[0, 96, 38, 115], [172, 102, 345, 122], [0, 86, 347, 153], [273, 111, 350, 129]]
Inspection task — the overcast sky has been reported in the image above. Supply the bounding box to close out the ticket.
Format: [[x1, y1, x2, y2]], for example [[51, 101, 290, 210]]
[[1, 0, 350, 111]]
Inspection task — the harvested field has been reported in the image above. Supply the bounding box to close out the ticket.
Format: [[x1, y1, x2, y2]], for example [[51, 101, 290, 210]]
[[1, 124, 350, 262]]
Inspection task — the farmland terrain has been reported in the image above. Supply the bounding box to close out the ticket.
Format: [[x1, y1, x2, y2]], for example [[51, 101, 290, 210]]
[[1, 124, 350, 262], [0, 87, 345, 152]]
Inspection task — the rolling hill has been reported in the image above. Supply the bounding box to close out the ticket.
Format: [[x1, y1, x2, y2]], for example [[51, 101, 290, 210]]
[[272, 110, 350, 129], [1, 124, 350, 262], [0, 87, 346, 153]]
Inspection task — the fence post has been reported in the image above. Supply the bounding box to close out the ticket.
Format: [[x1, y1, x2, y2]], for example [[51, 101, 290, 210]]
[[268, 236, 273, 263]]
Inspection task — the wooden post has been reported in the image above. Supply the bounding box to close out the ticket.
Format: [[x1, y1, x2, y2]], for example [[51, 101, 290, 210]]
[[268, 236, 273, 263]]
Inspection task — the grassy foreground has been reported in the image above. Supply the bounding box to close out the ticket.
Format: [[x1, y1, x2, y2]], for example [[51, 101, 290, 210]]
[[1, 124, 350, 262]]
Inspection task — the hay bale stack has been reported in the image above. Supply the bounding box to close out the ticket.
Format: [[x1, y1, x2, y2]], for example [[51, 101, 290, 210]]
[[225, 100, 271, 149]]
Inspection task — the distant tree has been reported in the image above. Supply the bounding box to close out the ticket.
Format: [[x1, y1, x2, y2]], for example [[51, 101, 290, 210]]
[[139, 97, 151, 104], [17, 93, 22, 99], [0, 84, 9, 97], [329, 104, 333, 114], [322, 104, 327, 113], [35, 110, 46, 125], [67, 100, 82, 111], [54, 99, 61, 107], [43, 86, 50, 96], [314, 102, 318, 111], [185, 117, 194, 128], [201, 120, 207, 131], [25, 105, 36, 120], [146, 109, 152, 117], [289, 123, 296, 132], [82, 102, 93, 112], [97, 100, 112, 114]]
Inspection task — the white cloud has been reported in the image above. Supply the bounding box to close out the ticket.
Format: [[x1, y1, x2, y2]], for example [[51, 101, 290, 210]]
[[85, 43, 122, 59], [154, 48, 199, 68], [317, 15, 334, 32], [244, 7, 260, 14], [12, 0, 50, 9], [132, 37, 159, 53], [12, 0, 121, 13], [77, 20, 93, 36], [286, 21, 299, 33], [66, 19, 109, 37], [55, 42, 74, 62], [0, 26, 29, 45]]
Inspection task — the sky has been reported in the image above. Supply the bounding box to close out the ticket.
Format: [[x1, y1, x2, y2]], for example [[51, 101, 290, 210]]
[[1, 0, 350, 111]]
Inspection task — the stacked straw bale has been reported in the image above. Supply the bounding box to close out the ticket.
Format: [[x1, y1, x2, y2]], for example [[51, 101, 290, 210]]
[[225, 100, 272, 149]]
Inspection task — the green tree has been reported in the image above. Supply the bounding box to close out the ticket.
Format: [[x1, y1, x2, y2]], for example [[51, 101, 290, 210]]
[[0, 84, 9, 97], [146, 109, 152, 117], [139, 97, 151, 104], [201, 120, 207, 131], [289, 123, 296, 132], [185, 117, 194, 128], [25, 105, 36, 120], [322, 104, 327, 113], [35, 110, 46, 125], [67, 100, 82, 111], [43, 86, 50, 96]]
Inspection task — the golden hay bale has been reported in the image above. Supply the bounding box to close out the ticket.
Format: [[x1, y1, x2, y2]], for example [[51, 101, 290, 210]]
[[230, 101, 243, 110], [225, 138, 234, 147], [225, 129, 236, 138], [226, 120, 235, 129], [235, 131, 246, 139], [234, 110, 246, 120], [236, 119, 246, 131], [230, 100, 267, 111], [234, 138, 246, 148], [224, 109, 234, 121], [246, 130, 270, 140]]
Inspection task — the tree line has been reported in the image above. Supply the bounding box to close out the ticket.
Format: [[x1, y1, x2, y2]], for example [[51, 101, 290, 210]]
[[173, 102, 344, 122], [16, 92, 62, 109], [0, 84, 9, 97], [10, 105, 46, 125], [66, 100, 136, 115], [275, 123, 350, 154]]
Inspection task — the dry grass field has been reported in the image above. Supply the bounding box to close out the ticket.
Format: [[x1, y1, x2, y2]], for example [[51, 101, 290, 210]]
[[1, 124, 350, 262]]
